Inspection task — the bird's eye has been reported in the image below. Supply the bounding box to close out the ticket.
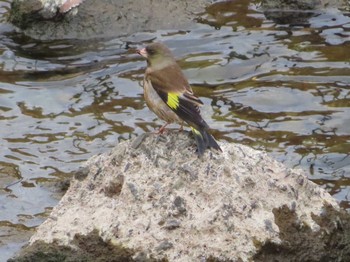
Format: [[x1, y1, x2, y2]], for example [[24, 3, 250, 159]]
[[146, 47, 156, 55]]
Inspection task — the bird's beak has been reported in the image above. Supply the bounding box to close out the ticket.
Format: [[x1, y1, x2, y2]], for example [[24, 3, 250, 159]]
[[137, 48, 148, 58]]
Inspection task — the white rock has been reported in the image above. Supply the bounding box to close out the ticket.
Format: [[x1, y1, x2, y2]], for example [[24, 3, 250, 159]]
[[28, 132, 339, 261]]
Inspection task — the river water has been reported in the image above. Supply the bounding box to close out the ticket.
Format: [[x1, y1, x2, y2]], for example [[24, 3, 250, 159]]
[[0, 0, 349, 260]]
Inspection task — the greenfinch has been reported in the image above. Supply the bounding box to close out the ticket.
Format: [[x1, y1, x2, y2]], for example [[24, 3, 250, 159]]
[[137, 42, 221, 156]]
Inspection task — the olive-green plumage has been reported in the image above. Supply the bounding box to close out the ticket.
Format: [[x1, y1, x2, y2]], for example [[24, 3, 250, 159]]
[[137, 42, 221, 156]]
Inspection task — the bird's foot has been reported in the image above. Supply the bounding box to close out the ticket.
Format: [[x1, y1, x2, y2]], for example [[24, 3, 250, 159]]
[[154, 123, 169, 135], [177, 123, 184, 133]]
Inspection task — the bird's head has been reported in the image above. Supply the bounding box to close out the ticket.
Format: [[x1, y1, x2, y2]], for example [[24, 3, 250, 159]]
[[137, 42, 175, 69]]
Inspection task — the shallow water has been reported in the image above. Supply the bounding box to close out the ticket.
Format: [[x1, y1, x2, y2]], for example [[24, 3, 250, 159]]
[[0, 0, 350, 260]]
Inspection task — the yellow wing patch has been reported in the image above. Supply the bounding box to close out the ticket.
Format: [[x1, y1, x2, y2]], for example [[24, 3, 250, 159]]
[[167, 92, 180, 110]]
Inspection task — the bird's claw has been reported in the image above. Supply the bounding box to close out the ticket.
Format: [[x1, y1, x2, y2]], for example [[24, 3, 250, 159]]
[[154, 123, 169, 135]]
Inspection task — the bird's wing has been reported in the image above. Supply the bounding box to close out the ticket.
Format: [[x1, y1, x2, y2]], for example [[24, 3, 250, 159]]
[[149, 77, 209, 130], [148, 64, 204, 107]]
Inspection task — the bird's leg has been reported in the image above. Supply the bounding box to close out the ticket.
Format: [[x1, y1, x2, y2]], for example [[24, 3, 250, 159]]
[[155, 123, 169, 135]]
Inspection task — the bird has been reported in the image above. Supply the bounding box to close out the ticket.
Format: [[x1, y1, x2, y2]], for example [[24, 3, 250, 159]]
[[137, 42, 221, 156]]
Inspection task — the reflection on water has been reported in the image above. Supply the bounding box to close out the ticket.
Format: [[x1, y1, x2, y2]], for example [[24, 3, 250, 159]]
[[0, 0, 350, 259]]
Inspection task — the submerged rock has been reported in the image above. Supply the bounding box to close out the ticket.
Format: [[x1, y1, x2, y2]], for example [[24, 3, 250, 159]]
[[10, 131, 350, 261]]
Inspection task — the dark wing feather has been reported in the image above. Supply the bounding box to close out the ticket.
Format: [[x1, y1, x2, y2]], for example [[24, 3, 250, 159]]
[[152, 81, 209, 130], [151, 78, 222, 155], [182, 92, 204, 107]]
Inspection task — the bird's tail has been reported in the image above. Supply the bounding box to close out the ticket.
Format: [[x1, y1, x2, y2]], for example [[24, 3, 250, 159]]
[[191, 127, 222, 156]]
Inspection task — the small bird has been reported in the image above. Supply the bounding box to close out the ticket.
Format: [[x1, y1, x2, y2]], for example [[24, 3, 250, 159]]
[[137, 42, 221, 156]]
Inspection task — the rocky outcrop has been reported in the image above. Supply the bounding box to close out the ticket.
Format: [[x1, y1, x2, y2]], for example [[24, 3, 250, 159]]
[[9, 0, 210, 40], [9, 132, 350, 261], [261, 0, 348, 10], [9, 0, 350, 40], [9, 0, 83, 29], [261, 0, 349, 25]]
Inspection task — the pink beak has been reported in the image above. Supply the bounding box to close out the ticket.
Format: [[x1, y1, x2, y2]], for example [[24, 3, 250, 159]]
[[137, 48, 148, 58]]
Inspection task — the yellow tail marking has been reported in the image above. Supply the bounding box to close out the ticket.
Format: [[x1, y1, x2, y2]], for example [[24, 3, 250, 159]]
[[167, 93, 180, 109], [191, 127, 202, 137]]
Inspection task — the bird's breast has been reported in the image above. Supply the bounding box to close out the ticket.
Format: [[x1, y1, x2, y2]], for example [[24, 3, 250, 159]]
[[143, 78, 182, 124]]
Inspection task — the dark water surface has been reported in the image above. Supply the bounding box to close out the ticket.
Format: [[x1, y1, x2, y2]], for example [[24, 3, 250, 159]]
[[0, 0, 350, 260]]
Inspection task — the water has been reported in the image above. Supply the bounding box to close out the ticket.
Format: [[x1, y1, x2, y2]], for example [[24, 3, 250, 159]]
[[0, 0, 349, 260]]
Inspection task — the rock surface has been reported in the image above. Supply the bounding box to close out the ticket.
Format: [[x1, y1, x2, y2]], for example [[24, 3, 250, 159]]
[[9, 0, 210, 40], [261, 0, 348, 10], [10, 131, 350, 261], [261, 0, 349, 25], [9, 0, 350, 40]]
